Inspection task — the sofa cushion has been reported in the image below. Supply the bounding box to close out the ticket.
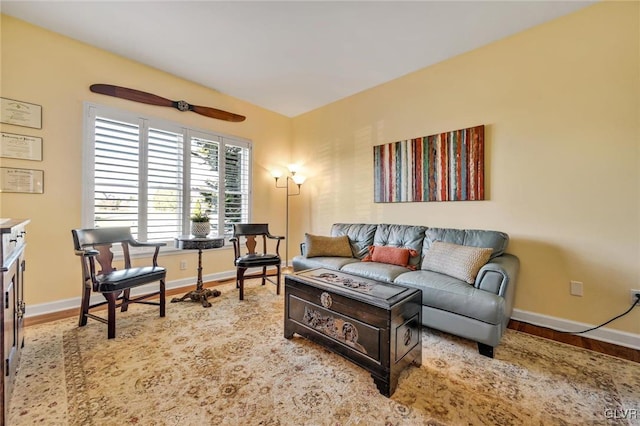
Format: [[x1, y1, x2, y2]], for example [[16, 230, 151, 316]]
[[423, 228, 509, 260], [292, 255, 360, 272], [331, 223, 377, 259], [362, 245, 418, 270], [341, 261, 409, 283], [421, 241, 492, 284], [373, 224, 426, 269], [394, 270, 504, 325], [304, 234, 352, 258]]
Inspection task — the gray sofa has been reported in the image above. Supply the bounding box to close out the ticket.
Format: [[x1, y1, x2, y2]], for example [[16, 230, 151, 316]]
[[292, 223, 520, 358]]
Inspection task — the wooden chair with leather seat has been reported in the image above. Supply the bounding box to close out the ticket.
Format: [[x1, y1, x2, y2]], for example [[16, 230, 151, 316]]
[[71, 227, 167, 338], [230, 223, 284, 300]]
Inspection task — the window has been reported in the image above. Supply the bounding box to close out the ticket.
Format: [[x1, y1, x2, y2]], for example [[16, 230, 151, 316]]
[[84, 103, 251, 243]]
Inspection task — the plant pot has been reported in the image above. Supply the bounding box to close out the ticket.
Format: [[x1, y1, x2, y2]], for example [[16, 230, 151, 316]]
[[191, 221, 210, 238]]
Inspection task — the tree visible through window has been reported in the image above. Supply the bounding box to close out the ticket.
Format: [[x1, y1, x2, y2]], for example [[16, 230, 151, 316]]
[[85, 104, 251, 242]]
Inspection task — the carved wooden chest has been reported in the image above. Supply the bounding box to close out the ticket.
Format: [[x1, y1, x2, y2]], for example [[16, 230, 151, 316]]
[[284, 268, 422, 396]]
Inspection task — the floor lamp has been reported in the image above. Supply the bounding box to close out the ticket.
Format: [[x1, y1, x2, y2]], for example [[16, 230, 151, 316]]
[[272, 165, 306, 273]]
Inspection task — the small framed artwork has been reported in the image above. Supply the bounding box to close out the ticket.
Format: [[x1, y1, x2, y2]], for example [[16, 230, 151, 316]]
[[0, 132, 43, 161], [0, 97, 42, 129], [0, 167, 44, 194]]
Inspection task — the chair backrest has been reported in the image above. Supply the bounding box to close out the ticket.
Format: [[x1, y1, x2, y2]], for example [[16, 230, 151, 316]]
[[232, 223, 277, 257], [233, 223, 270, 237], [72, 227, 136, 274]]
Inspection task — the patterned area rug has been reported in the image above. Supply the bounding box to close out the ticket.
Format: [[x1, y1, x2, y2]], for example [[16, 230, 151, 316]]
[[8, 281, 640, 425]]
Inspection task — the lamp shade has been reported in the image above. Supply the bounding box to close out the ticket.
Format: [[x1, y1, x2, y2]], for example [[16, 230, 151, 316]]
[[288, 164, 300, 174], [292, 175, 306, 185]]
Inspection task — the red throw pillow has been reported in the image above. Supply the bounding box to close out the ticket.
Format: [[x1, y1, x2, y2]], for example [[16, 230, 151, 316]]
[[362, 246, 418, 270]]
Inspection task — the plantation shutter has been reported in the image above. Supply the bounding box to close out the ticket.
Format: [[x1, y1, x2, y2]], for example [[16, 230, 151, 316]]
[[223, 141, 250, 236], [93, 116, 140, 235], [189, 136, 250, 237], [147, 127, 183, 241], [86, 103, 252, 244], [189, 135, 221, 234]]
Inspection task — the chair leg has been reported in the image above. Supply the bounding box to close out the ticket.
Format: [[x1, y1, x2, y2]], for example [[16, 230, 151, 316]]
[[237, 268, 246, 300], [105, 292, 118, 339], [79, 282, 91, 327], [159, 279, 166, 317], [276, 265, 281, 295], [121, 289, 131, 312], [261, 266, 267, 286]]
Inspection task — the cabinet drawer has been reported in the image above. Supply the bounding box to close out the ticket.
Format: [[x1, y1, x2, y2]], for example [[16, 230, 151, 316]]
[[287, 294, 381, 361], [1, 223, 26, 266]]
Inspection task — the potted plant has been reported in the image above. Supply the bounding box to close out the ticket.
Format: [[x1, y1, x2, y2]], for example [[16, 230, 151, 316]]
[[190, 201, 210, 237]]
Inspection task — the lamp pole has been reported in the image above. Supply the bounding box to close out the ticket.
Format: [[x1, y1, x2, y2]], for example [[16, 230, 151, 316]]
[[285, 179, 291, 270], [273, 166, 305, 273]]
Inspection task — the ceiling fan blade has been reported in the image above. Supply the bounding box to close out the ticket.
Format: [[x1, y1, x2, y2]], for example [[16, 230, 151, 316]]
[[90, 84, 246, 122], [190, 104, 246, 122], [90, 84, 174, 107]]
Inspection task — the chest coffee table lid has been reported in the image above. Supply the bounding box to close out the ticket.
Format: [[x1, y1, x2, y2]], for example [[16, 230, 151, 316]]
[[290, 268, 419, 309]]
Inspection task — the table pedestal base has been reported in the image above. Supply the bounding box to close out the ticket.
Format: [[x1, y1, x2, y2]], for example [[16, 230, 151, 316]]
[[171, 287, 221, 308], [171, 242, 223, 308]]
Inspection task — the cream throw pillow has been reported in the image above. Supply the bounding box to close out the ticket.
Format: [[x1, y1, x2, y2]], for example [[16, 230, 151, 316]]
[[305, 234, 353, 258], [422, 241, 492, 284]]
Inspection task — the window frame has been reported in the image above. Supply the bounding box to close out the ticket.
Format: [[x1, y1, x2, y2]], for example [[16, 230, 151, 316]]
[[82, 102, 252, 252]]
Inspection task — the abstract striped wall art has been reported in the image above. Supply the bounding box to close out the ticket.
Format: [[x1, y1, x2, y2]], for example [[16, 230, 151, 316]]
[[373, 125, 484, 203]]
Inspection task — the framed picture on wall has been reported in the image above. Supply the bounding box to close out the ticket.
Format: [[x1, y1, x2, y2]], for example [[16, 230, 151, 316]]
[[373, 125, 485, 203], [0, 132, 43, 161], [0, 97, 42, 129], [0, 167, 44, 194]]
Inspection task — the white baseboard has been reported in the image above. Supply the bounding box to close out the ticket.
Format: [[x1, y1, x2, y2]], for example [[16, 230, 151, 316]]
[[25, 270, 237, 318], [511, 308, 640, 351]]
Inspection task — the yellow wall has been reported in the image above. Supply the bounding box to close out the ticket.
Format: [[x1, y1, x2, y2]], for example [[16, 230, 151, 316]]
[[2, 2, 639, 336], [291, 2, 640, 334], [0, 15, 292, 305]]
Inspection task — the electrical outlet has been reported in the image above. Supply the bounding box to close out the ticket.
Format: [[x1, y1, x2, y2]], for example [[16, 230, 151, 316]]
[[630, 289, 640, 306], [180, 260, 187, 270], [570, 281, 583, 296]]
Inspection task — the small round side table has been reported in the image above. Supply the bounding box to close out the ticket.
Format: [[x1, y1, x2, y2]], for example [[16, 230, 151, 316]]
[[171, 235, 225, 308]]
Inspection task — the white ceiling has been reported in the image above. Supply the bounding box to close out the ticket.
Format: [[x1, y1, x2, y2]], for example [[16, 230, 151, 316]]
[[2, 1, 594, 117]]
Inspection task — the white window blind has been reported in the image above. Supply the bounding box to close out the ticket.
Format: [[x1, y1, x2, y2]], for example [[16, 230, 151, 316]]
[[94, 116, 140, 233], [223, 142, 250, 235], [190, 135, 220, 234], [147, 127, 183, 241], [84, 103, 252, 243]]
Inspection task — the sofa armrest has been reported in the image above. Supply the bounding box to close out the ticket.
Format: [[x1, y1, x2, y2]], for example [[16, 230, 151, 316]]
[[299, 242, 307, 256], [474, 254, 520, 298]]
